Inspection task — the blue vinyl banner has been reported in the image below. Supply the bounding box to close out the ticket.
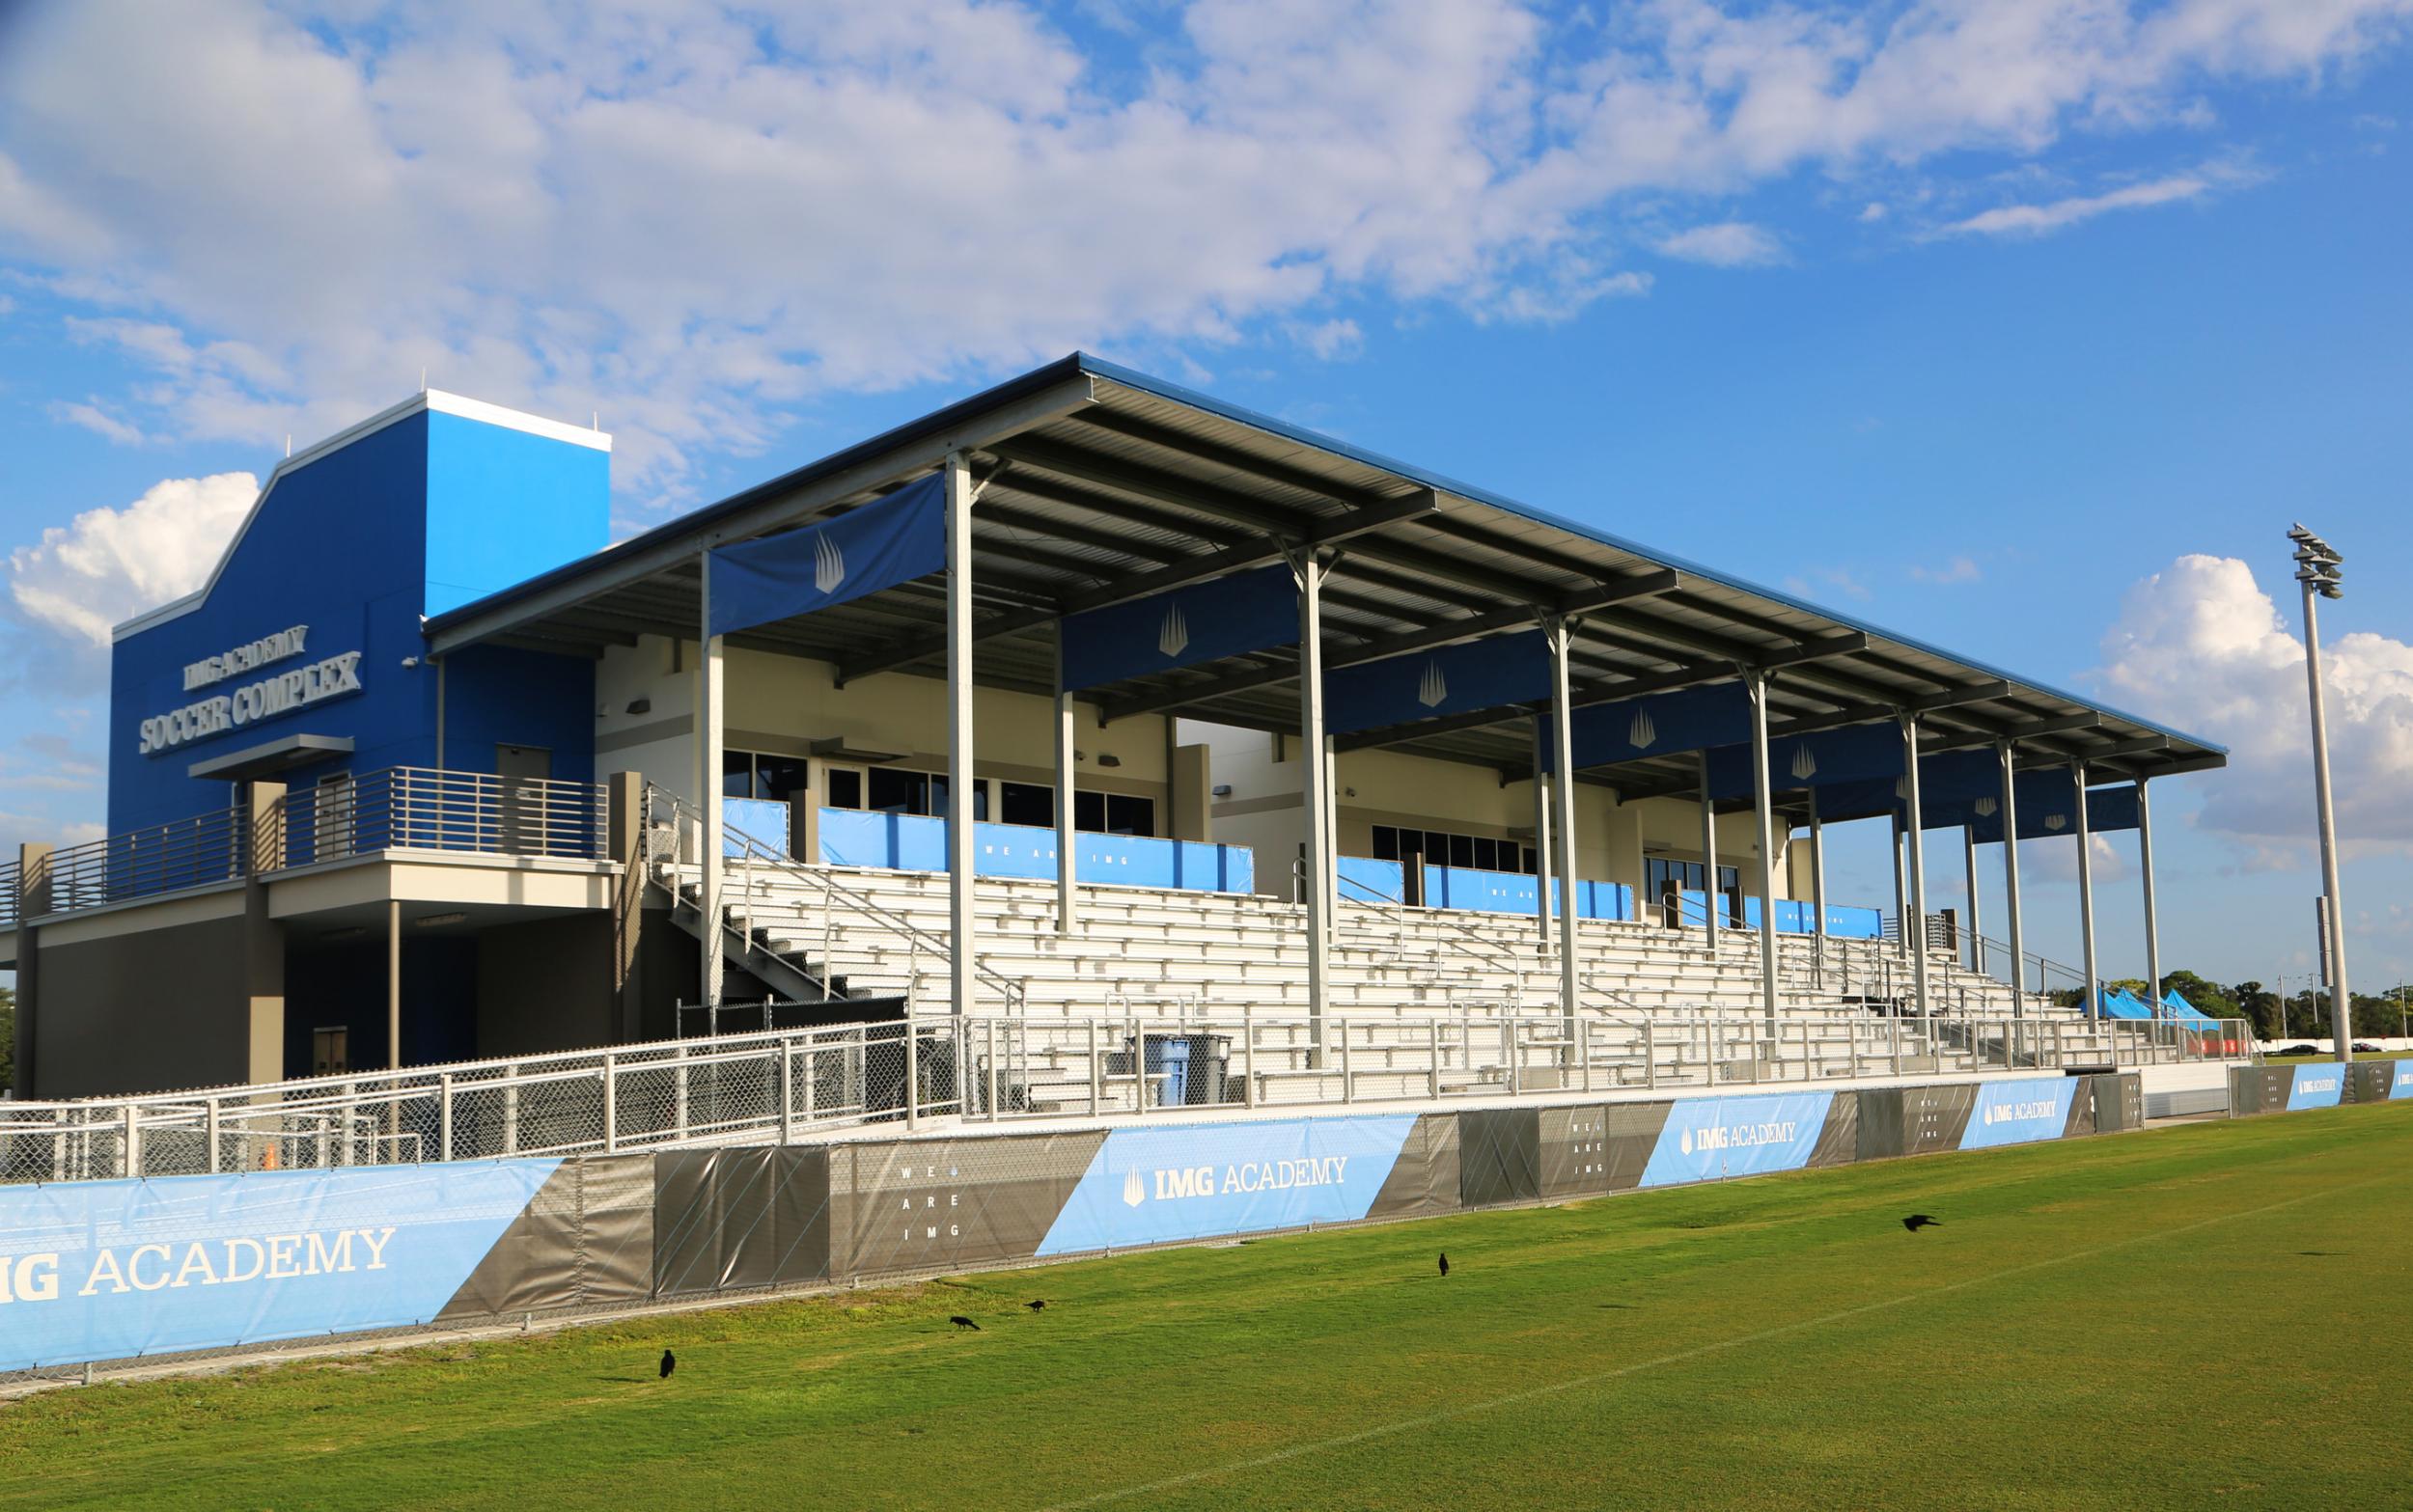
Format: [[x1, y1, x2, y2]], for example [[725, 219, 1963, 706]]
[[1058, 564, 1297, 693], [1703, 720, 1901, 800], [817, 810, 1254, 894], [1640, 1091, 1835, 1188], [708, 474, 945, 637], [1324, 630, 1550, 735], [1037, 1115, 1418, 1255], [1542, 682, 1752, 774], [1419, 866, 1631, 921], [0, 1160, 557, 1371], [2393, 1061, 2413, 1100], [1959, 1079, 2079, 1150], [1967, 781, 2138, 842], [2285, 1064, 2345, 1111]]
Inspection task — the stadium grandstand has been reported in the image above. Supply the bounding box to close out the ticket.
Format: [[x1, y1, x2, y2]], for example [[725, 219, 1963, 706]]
[[0, 352, 2244, 1165]]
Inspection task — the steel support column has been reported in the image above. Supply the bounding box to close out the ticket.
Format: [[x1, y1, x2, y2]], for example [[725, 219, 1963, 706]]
[[1698, 750, 1719, 956], [1531, 717, 1552, 948], [945, 453, 978, 1016], [1962, 825, 1983, 975], [1545, 615, 1582, 1045], [1901, 713, 1929, 1020], [2137, 777, 2161, 1012], [1808, 788, 1827, 990], [1294, 546, 1331, 1060], [1999, 739, 2026, 1018], [1054, 626, 1077, 937], [699, 552, 725, 1008], [2074, 757, 2098, 1022], [386, 897, 402, 1071], [1747, 669, 1780, 1045]]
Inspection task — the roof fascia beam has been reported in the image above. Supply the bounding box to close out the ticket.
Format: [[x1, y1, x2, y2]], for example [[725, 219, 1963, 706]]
[[1099, 567, 1681, 724]]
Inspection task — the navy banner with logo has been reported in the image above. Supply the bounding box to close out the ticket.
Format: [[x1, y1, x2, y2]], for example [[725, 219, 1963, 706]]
[[1968, 780, 2138, 841], [1058, 565, 1297, 693], [1324, 630, 1550, 735], [1540, 682, 1753, 774], [708, 474, 946, 638], [1702, 719, 1901, 800]]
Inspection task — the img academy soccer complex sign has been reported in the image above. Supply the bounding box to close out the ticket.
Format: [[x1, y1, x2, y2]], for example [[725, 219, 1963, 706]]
[[136, 623, 364, 756]]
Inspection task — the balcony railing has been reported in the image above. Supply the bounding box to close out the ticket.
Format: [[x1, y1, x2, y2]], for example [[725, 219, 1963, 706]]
[[5, 767, 609, 924]]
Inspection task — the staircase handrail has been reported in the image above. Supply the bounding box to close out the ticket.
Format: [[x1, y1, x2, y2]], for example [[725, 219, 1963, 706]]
[[645, 785, 1027, 1014]]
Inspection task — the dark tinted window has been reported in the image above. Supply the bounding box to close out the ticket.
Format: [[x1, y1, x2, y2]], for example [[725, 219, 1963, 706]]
[[1001, 781, 1053, 828], [826, 768, 863, 809]]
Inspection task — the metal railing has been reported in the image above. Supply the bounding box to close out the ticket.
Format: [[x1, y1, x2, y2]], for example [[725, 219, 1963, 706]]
[[643, 786, 1027, 1015], [278, 767, 606, 867], [3, 1006, 2256, 1185], [0, 1019, 963, 1186], [4, 767, 609, 924]]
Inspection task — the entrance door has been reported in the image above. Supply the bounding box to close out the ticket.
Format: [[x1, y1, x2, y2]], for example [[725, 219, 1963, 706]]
[[497, 744, 552, 855], [1398, 829, 1428, 907], [312, 1027, 349, 1077]]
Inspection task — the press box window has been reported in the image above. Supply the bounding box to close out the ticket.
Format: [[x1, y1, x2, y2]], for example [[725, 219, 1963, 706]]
[[1073, 791, 1156, 837], [1000, 781, 1054, 828]]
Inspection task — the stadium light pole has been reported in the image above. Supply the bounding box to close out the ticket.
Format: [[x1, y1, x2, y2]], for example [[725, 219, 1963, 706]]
[[2290, 524, 2350, 1068]]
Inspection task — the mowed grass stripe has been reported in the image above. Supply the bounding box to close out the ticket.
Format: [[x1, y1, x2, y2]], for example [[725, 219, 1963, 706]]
[[3, 1103, 2408, 1511]]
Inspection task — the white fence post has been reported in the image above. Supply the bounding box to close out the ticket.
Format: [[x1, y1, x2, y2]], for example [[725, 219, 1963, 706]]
[[779, 1037, 796, 1144], [205, 1098, 222, 1175], [122, 1105, 141, 1179], [601, 1055, 619, 1152], [439, 1073, 455, 1162], [1243, 1005, 1258, 1109]]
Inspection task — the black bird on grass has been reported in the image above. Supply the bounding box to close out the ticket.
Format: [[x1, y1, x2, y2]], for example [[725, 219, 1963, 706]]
[[1025, 1300, 1047, 1311], [1901, 1214, 1941, 1233], [950, 1315, 982, 1331], [1438, 1251, 1450, 1278], [659, 1349, 676, 1379]]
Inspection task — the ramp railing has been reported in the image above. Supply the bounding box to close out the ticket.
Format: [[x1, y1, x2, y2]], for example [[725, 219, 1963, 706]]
[[2, 1007, 2253, 1187]]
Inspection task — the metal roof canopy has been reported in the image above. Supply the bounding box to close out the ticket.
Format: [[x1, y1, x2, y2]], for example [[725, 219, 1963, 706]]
[[424, 354, 2226, 801]]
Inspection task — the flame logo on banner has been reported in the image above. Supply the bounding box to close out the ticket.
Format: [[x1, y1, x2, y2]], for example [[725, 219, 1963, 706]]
[[1418, 660, 1448, 708], [1678, 1126, 1695, 1156], [1629, 710, 1656, 749], [1158, 604, 1190, 659], [2044, 813, 2066, 833], [1974, 796, 1998, 817], [1789, 746, 1817, 781], [1121, 1168, 1146, 1207], [814, 533, 846, 594]]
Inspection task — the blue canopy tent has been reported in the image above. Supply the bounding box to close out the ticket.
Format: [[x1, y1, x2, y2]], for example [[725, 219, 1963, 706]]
[[2160, 989, 2221, 1030], [2098, 987, 2155, 1021]]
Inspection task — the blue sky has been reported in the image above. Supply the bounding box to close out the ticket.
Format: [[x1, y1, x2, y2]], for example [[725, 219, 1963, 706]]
[[1, 0, 2410, 991]]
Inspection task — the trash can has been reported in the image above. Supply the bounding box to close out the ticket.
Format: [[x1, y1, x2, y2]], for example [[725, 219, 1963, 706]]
[[1178, 1032, 1232, 1105]]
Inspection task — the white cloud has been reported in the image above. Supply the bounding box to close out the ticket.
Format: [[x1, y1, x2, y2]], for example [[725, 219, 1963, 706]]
[[7, 472, 258, 650], [1785, 564, 1871, 602], [1940, 174, 2212, 237], [1909, 554, 1982, 585], [1286, 317, 1365, 361], [2096, 554, 2413, 857], [1858, 201, 1888, 222], [0, 0, 2401, 502], [1656, 220, 1787, 266], [45, 399, 147, 445]]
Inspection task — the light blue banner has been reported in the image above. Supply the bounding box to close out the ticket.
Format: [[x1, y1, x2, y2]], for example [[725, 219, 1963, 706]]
[[2392, 1061, 2413, 1099], [1038, 1115, 1418, 1255], [2286, 1064, 2344, 1111], [1640, 1092, 1835, 1188], [1958, 1079, 2078, 1150], [1058, 565, 1297, 693], [708, 474, 944, 636], [818, 810, 1253, 895], [0, 1160, 557, 1372], [1336, 856, 1405, 902], [1420, 866, 1630, 921], [1324, 630, 1550, 736]]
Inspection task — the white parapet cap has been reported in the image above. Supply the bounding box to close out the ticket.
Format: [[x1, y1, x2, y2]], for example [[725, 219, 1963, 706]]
[[113, 390, 611, 643]]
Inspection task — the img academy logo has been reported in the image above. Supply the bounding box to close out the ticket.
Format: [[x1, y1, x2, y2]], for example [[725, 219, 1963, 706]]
[[1121, 1155, 1353, 1207], [1678, 1113, 1800, 1159], [814, 532, 846, 593], [1982, 1097, 2060, 1128]]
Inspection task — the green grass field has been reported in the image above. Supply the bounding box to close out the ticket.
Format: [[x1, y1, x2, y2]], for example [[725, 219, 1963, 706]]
[[8, 1103, 2412, 1511]]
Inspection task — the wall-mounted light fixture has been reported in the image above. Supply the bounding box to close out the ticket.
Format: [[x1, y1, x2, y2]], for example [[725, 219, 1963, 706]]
[[1211, 783, 1233, 797], [625, 698, 652, 715], [1097, 754, 1123, 768]]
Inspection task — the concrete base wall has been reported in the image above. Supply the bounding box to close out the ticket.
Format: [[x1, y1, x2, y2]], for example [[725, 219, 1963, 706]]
[[35, 916, 262, 1098]]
